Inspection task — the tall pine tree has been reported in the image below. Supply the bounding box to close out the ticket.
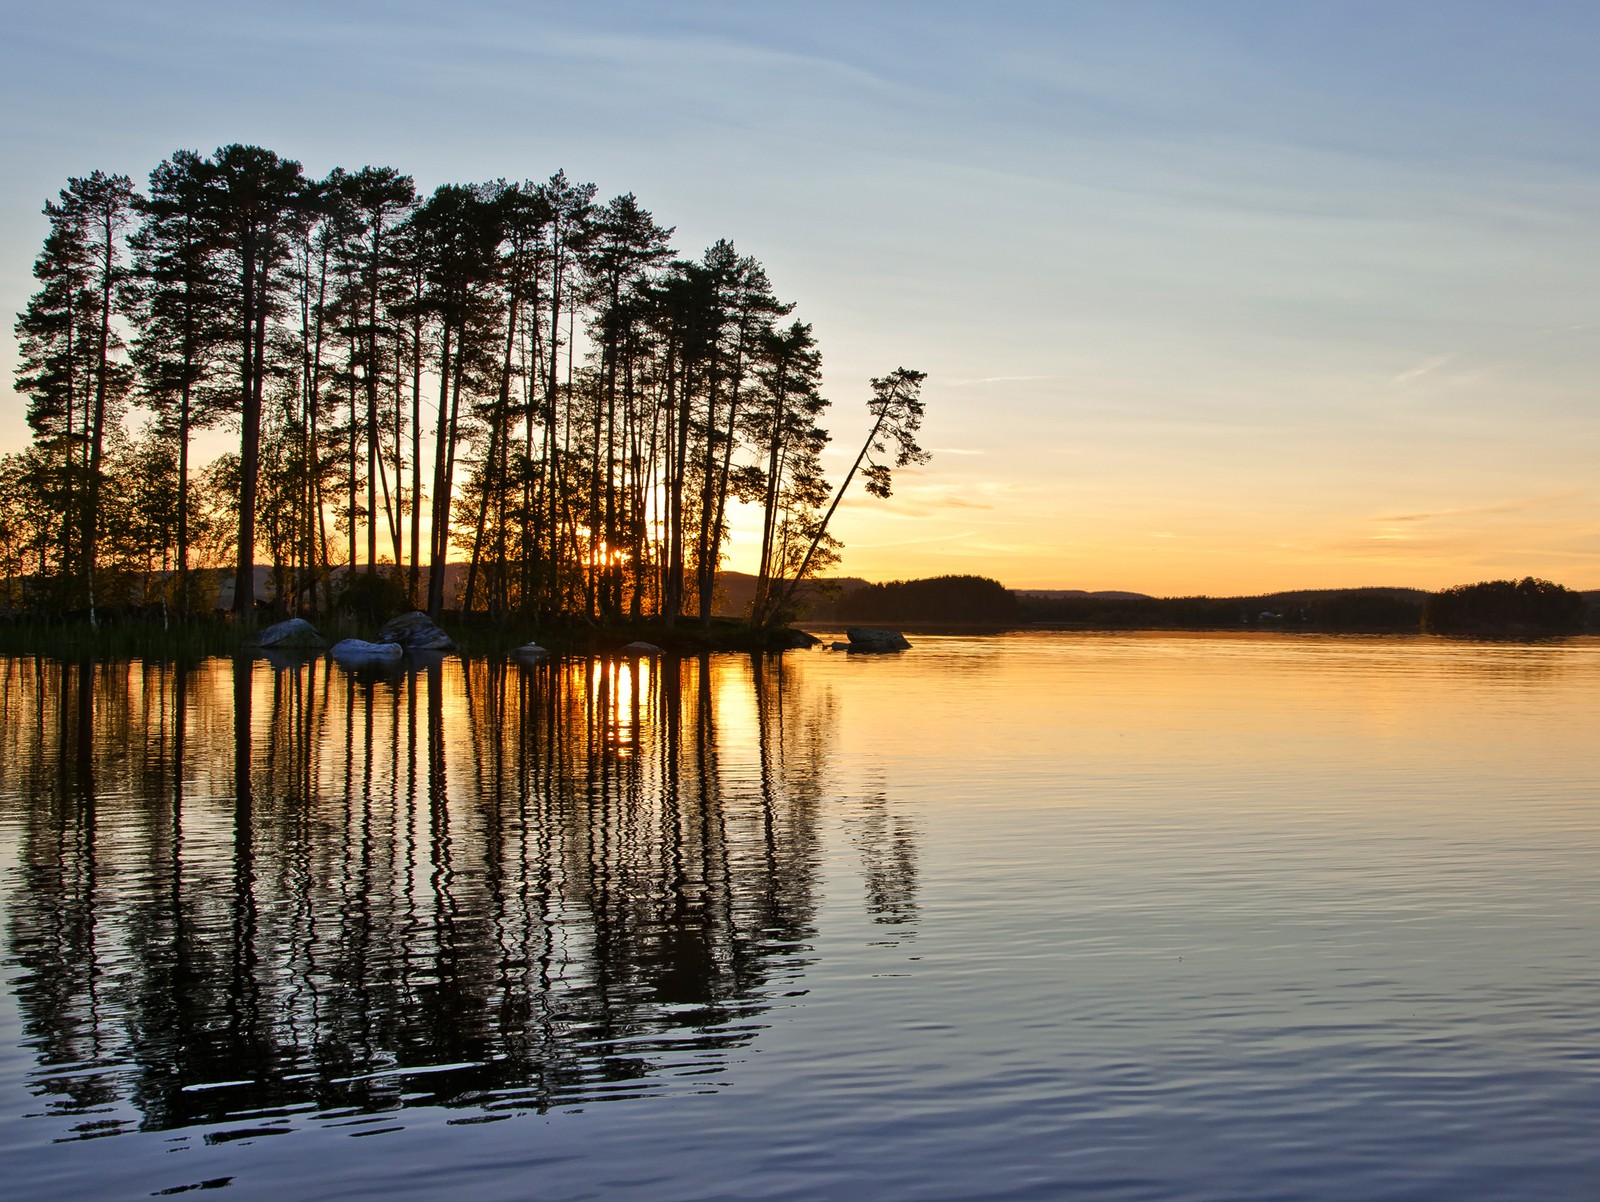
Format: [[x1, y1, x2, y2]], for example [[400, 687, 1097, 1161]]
[[128, 150, 230, 616], [204, 145, 307, 619]]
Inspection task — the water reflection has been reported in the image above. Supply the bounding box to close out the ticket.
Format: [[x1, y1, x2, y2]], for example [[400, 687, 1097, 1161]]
[[0, 652, 891, 1140]]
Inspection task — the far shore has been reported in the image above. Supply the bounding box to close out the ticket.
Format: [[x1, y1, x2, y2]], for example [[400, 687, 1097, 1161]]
[[0, 610, 1592, 664], [0, 569, 1591, 661]]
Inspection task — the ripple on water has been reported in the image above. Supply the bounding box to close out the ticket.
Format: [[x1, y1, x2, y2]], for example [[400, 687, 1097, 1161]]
[[0, 636, 1596, 1201]]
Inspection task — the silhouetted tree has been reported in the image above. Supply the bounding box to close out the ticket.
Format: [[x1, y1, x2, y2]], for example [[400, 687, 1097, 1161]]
[[14, 171, 137, 623], [410, 182, 505, 616], [128, 151, 230, 616], [204, 145, 309, 619], [742, 320, 830, 627], [775, 367, 928, 617]]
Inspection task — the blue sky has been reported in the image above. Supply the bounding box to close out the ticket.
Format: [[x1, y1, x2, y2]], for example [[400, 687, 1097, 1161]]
[[5, 1, 1600, 591]]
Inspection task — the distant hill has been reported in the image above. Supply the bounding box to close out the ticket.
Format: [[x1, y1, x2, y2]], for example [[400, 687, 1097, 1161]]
[[1015, 586, 1433, 632], [747, 578, 1443, 632], [198, 569, 1594, 633]]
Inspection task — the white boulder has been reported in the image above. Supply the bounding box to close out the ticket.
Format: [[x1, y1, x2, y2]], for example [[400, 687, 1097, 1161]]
[[330, 638, 405, 667]]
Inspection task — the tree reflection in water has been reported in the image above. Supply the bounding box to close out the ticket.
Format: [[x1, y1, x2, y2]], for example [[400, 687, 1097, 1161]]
[[0, 651, 911, 1139]]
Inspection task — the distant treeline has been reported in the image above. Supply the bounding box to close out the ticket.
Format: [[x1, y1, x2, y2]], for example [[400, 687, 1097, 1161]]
[[828, 576, 1597, 635], [1016, 587, 1431, 631], [835, 574, 1018, 623], [6, 146, 925, 629], [1421, 577, 1588, 634]]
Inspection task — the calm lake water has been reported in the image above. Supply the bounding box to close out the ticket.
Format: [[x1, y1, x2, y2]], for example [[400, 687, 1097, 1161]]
[[0, 633, 1596, 1201]]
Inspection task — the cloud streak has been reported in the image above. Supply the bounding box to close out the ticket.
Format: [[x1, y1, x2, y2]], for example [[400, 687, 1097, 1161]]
[[1373, 492, 1581, 525], [942, 374, 1058, 387]]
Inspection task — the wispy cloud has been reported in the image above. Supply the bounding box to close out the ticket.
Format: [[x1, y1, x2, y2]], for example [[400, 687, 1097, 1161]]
[[1392, 354, 1452, 386], [1374, 492, 1580, 525], [845, 531, 978, 550], [869, 478, 1039, 517], [942, 374, 1057, 387], [1391, 353, 1494, 391]]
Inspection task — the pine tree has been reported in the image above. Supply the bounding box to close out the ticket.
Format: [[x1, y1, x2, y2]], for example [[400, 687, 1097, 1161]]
[[13, 171, 137, 621], [204, 144, 308, 620], [325, 165, 415, 585], [14, 214, 93, 595], [742, 320, 831, 627], [410, 182, 505, 616], [128, 150, 230, 617], [580, 193, 673, 619], [777, 368, 929, 615], [694, 241, 791, 625]]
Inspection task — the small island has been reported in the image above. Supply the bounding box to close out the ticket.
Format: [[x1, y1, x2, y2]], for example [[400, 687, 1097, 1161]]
[[803, 574, 1596, 638], [3, 145, 927, 657]]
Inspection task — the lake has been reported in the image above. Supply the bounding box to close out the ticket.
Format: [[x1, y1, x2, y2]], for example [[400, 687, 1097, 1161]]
[[0, 633, 1596, 1201]]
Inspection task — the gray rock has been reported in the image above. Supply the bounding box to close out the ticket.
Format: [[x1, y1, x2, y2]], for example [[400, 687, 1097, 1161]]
[[621, 641, 663, 656], [330, 638, 405, 667], [376, 610, 455, 651], [256, 617, 325, 649], [830, 641, 852, 651], [846, 627, 912, 653], [511, 642, 551, 662]]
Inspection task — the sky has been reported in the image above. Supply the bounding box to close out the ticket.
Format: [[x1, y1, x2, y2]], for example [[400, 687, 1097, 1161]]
[[4, 0, 1600, 595]]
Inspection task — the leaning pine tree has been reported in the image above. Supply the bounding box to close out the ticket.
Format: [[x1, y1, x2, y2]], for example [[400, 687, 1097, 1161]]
[[763, 367, 928, 626]]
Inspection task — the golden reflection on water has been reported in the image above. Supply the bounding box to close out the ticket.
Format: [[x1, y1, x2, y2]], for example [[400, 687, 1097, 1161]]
[[805, 632, 1600, 822], [0, 636, 1596, 1202]]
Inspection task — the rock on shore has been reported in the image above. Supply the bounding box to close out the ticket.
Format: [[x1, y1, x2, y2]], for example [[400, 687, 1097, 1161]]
[[377, 610, 455, 651], [256, 617, 325, 649]]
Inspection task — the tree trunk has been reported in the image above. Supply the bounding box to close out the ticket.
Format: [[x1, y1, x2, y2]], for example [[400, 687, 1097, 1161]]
[[84, 210, 116, 630], [426, 323, 453, 616], [233, 229, 261, 622], [773, 407, 889, 617]]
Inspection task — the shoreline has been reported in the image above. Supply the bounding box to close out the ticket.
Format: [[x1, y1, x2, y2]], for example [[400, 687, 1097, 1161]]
[[0, 614, 1591, 663], [0, 613, 822, 662]]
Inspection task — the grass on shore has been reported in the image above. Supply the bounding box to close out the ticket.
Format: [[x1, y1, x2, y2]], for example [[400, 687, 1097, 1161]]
[[0, 615, 246, 661]]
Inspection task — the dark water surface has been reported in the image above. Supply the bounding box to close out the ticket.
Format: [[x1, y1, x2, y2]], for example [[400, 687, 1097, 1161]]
[[0, 633, 1595, 1200]]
